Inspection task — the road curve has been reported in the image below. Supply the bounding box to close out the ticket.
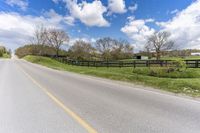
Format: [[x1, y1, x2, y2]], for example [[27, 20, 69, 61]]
[[1, 58, 200, 133]]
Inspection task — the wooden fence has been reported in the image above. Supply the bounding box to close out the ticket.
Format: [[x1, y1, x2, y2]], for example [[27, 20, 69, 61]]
[[54, 57, 200, 68]]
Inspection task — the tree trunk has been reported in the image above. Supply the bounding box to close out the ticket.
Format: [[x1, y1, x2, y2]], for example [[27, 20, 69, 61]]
[[56, 49, 59, 57], [156, 51, 161, 60]]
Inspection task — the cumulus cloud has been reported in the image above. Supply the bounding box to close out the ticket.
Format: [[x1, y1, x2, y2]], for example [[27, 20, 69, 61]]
[[65, 0, 109, 27], [108, 0, 127, 14], [157, 0, 200, 49], [0, 10, 68, 50], [5, 0, 28, 11], [121, 17, 155, 50]]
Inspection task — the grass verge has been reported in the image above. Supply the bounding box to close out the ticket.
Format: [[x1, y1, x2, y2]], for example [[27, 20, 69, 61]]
[[23, 55, 200, 97]]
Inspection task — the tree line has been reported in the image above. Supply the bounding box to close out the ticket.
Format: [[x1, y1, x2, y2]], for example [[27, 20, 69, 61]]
[[16, 26, 134, 61], [16, 25, 196, 61], [15, 44, 68, 58]]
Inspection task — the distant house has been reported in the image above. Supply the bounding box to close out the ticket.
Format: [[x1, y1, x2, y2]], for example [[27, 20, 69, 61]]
[[191, 53, 200, 56], [135, 55, 149, 60]]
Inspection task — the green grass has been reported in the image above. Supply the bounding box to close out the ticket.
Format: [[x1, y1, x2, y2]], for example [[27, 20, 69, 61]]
[[121, 56, 200, 61], [160, 56, 200, 60], [132, 67, 200, 78], [24, 55, 200, 97]]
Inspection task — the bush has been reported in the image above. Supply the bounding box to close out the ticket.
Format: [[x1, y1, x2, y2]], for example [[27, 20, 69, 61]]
[[171, 59, 187, 72]]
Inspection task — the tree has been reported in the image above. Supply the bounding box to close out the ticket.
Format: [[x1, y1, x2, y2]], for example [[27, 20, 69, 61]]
[[146, 31, 174, 60], [68, 40, 95, 60], [119, 39, 134, 59], [15, 44, 68, 58], [0, 46, 6, 57], [95, 37, 116, 60], [32, 25, 47, 45], [95, 37, 134, 60], [111, 39, 134, 60], [30, 25, 48, 55], [45, 28, 69, 57]]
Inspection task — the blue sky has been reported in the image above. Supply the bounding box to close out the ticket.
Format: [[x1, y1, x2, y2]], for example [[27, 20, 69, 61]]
[[0, 0, 199, 51]]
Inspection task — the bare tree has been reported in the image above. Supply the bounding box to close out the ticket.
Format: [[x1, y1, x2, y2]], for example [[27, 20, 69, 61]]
[[95, 37, 115, 60], [95, 37, 134, 60], [146, 31, 174, 60], [29, 25, 48, 55], [111, 39, 134, 60], [32, 25, 47, 45], [46, 28, 69, 57]]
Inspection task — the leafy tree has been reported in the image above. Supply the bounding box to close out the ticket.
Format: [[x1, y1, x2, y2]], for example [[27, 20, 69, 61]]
[[0, 46, 8, 57], [15, 45, 68, 58], [68, 40, 95, 60]]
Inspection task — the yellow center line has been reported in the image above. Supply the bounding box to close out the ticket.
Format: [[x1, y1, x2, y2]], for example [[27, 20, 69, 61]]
[[16, 63, 98, 133]]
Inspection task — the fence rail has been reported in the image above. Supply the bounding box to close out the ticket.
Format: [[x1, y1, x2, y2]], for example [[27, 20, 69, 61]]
[[53, 57, 200, 68]]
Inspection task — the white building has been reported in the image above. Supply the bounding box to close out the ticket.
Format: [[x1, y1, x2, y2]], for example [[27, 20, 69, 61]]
[[191, 53, 200, 56]]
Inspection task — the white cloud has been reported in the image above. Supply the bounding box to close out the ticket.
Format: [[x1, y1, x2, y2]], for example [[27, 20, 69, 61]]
[[0, 10, 68, 50], [108, 0, 127, 14], [157, 0, 200, 49], [170, 9, 179, 14], [64, 16, 75, 26], [5, 0, 28, 11], [52, 0, 59, 4], [145, 18, 155, 23], [128, 4, 138, 13], [65, 0, 109, 27], [121, 17, 155, 50], [44, 9, 75, 26]]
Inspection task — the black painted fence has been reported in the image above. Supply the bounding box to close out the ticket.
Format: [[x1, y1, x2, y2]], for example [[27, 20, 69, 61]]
[[53, 57, 200, 68]]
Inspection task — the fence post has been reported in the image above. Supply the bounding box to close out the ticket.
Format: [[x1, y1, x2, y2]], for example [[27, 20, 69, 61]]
[[119, 61, 123, 68], [195, 60, 199, 68], [133, 61, 136, 68], [146, 60, 149, 67], [160, 60, 163, 67]]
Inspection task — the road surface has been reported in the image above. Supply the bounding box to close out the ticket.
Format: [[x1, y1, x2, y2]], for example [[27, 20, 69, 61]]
[[0, 58, 200, 133]]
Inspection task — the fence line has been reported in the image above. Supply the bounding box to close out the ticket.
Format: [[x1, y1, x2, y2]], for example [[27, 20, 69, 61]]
[[53, 57, 200, 68]]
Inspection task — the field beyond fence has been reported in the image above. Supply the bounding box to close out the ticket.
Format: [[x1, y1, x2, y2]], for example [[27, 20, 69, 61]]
[[53, 57, 200, 68]]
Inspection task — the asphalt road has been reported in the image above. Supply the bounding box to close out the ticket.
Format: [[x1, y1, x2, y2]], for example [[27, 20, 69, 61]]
[[0, 58, 200, 133]]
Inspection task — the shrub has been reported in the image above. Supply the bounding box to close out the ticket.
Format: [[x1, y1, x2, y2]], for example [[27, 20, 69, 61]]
[[171, 59, 187, 72]]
